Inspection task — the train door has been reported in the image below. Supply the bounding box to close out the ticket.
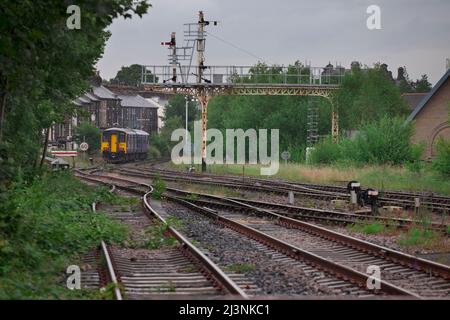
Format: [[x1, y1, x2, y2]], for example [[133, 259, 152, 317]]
[[110, 134, 117, 153]]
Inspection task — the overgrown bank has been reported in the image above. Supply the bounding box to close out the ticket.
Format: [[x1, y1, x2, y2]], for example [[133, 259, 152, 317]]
[[164, 161, 450, 196], [0, 172, 128, 299]]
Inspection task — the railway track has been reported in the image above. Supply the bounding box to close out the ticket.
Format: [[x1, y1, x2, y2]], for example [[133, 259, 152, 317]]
[[168, 188, 448, 234], [118, 164, 450, 213], [101, 168, 449, 233], [83, 177, 246, 300], [75, 171, 450, 298], [79, 173, 381, 297], [167, 194, 450, 298]]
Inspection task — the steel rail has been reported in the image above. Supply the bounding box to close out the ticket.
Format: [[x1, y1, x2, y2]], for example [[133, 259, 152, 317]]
[[168, 196, 419, 298], [142, 191, 249, 298], [91, 198, 123, 300], [77, 172, 450, 292], [121, 166, 450, 212], [76, 171, 247, 298], [100, 240, 123, 300], [165, 186, 448, 234], [167, 188, 450, 280]]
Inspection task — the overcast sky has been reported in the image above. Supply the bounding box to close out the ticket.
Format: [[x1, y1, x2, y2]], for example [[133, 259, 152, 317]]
[[96, 0, 450, 84]]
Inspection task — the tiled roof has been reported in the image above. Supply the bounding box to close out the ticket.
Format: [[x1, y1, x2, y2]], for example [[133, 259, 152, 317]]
[[402, 93, 428, 111], [84, 92, 100, 102], [118, 94, 158, 108], [92, 85, 118, 100], [407, 69, 450, 122]]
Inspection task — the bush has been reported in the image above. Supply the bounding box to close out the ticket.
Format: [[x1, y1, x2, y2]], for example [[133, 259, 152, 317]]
[[352, 116, 418, 165], [310, 116, 420, 166], [73, 122, 101, 154], [0, 172, 128, 299], [432, 138, 450, 177], [309, 138, 340, 164], [148, 145, 161, 159], [150, 133, 170, 157]]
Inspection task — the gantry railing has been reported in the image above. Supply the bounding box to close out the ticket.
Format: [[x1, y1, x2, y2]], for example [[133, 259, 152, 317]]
[[141, 65, 347, 87]]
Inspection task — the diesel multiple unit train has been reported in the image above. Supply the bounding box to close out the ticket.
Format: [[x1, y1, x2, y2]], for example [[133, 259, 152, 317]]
[[101, 127, 149, 162]]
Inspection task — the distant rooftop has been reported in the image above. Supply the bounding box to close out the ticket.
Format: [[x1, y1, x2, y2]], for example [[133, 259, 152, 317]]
[[118, 94, 158, 108], [401, 92, 429, 111], [92, 85, 118, 100]]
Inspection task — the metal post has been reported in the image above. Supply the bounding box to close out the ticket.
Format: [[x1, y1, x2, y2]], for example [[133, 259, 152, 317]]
[[332, 101, 339, 143], [197, 11, 205, 84], [185, 95, 189, 158], [171, 32, 177, 82], [198, 93, 209, 172]]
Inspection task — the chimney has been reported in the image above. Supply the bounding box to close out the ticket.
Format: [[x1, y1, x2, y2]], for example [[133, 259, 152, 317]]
[[397, 67, 405, 81]]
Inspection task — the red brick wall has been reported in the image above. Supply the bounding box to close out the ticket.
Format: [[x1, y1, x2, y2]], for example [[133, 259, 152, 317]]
[[411, 78, 450, 159]]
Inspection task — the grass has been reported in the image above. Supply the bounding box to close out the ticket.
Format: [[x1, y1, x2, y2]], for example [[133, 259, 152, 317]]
[[224, 263, 256, 273], [151, 176, 167, 200], [0, 171, 128, 299], [179, 183, 242, 198], [397, 228, 440, 247], [156, 281, 176, 293], [163, 162, 450, 195], [144, 217, 182, 249], [347, 221, 396, 235]]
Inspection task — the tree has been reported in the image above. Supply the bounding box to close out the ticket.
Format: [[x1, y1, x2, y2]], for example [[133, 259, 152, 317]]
[[164, 94, 199, 123], [413, 74, 432, 93], [110, 64, 143, 86], [396, 66, 414, 93], [0, 0, 151, 183], [73, 123, 101, 155], [337, 63, 410, 130]]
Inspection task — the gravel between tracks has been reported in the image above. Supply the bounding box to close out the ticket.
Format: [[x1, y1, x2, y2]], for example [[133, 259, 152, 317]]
[[161, 200, 370, 296]]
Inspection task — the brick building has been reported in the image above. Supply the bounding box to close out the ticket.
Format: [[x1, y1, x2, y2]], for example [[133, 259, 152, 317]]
[[407, 69, 450, 160], [49, 79, 159, 149], [118, 94, 158, 133]]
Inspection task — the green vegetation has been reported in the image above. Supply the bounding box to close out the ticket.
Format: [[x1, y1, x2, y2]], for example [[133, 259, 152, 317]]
[[397, 228, 440, 247], [432, 138, 450, 177], [0, 1, 151, 186], [224, 263, 256, 273], [151, 176, 167, 199], [186, 193, 199, 201], [310, 116, 421, 165], [347, 222, 395, 235], [144, 217, 182, 249], [0, 172, 128, 299], [165, 162, 450, 195], [109, 64, 146, 85], [156, 281, 176, 293], [336, 64, 409, 129], [73, 122, 101, 155]]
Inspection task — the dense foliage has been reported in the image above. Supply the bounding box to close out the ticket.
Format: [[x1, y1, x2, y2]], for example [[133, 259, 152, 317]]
[[432, 138, 450, 177], [0, 0, 150, 298], [0, 0, 151, 190], [335, 64, 410, 130], [152, 62, 432, 164], [109, 64, 144, 85], [310, 117, 422, 165], [73, 122, 101, 154], [0, 172, 128, 299]]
